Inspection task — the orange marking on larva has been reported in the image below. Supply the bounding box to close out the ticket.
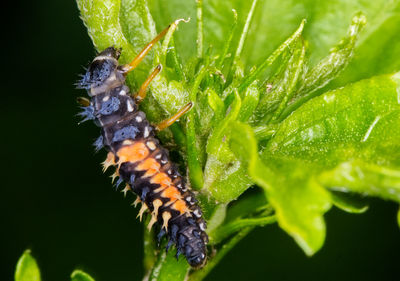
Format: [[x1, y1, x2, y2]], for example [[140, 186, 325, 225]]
[[161, 186, 179, 199], [117, 142, 149, 163], [150, 172, 172, 187], [136, 158, 161, 177], [172, 199, 188, 214]]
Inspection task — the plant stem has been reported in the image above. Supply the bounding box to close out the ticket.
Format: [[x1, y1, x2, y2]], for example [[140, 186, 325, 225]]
[[226, 0, 258, 86], [160, 19, 186, 66], [143, 222, 157, 273], [196, 0, 203, 58], [234, 0, 258, 61], [209, 215, 276, 245], [189, 228, 254, 281]]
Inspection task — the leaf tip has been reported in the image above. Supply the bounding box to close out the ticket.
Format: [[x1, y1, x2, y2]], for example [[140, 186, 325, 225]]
[[71, 269, 95, 281], [350, 12, 367, 36], [353, 11, 367, 25], [292, 219, 326, 257], [15, 249, 41, 281]]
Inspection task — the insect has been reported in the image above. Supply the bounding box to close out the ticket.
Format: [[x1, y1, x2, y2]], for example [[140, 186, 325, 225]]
[[76, 22, 208, 268]]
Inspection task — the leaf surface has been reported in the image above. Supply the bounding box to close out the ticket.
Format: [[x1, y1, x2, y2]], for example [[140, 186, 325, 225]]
[[15, 250, 41, 281]]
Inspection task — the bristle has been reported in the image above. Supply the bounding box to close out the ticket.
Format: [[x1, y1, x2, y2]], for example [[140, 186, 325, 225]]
[[131, 196, 141, 207], [137, 203, 148, 222], [147, 214, 157, 231]]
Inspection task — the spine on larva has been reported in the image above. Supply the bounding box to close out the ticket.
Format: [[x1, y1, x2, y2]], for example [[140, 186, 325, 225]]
[[77, 47, 208, 268]]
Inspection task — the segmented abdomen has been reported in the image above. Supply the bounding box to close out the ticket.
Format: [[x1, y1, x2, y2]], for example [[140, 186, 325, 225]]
[[91, 89, 208, 267]]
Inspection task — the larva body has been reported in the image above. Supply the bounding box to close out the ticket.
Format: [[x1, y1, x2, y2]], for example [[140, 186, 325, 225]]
[[77, 47, 208, 267]]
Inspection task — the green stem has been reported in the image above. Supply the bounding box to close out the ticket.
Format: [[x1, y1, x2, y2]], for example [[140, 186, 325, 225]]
[[196, 0, 203, 58], [170, 123, 187, 149], [226, 0, 258, 86], [234, 0, 258, 60], [143, 222, 157, 274], [160, 19, 186, 66], [209, 215, 276, 245], [189, 228, 253, 281]]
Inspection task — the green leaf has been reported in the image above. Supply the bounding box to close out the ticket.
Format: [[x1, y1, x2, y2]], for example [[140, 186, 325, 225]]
[[281, 13, 366, 120], [186, 67, 208, 190], [148, 0, 196, 62], [237, 81, 260, 122], [150, 0, 400, 80], [320, 161, 400, 203], [230, 122, 331, 255], [329, 190, 369, 214], [119, 0, 158, 84], [15, 250, 41, 281], [76, 0, 135, 63], [300, 12, 366, 95], [243, 0, 400, 76], [254, 35, 306, 122], [266, 72, 400, 168], [207, 88, 225, 122], [331, 1, 400, 86], [225, 190, 270, 223], [71, 270, 95, 281], [206, 90, 241, 160], [206, 203, 228, 234], [148, 251, 189, 281], [205, 160, 254, 203], [209, 215, 276, 245], [203, 90, 258, 202], [238, 19, 305, 94], [266, 72, 400, 205]]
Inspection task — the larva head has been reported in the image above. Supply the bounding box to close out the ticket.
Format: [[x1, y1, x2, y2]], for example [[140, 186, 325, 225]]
[[78, 47, 124, 95]]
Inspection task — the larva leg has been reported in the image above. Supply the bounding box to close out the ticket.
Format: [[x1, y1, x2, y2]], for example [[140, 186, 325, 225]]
[[155, 102, 193, 131], [133, 64, 162, 103], [120, 24, 172, 74]]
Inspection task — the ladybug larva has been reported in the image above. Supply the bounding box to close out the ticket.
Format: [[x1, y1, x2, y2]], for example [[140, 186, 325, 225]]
[[76, 22, 208, 268]]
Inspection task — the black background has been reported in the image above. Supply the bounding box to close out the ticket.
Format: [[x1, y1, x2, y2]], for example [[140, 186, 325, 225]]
[[1, 1, 399, 281]]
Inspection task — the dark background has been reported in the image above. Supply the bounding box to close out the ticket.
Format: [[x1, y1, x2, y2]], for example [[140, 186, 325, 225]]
[[1, 1, 399, 281]]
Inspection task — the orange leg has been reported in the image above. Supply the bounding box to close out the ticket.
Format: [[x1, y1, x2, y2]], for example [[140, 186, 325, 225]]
[[134, 64, 162, 103], [155, 102, 193, 131], [120, 25, 172, 74]]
